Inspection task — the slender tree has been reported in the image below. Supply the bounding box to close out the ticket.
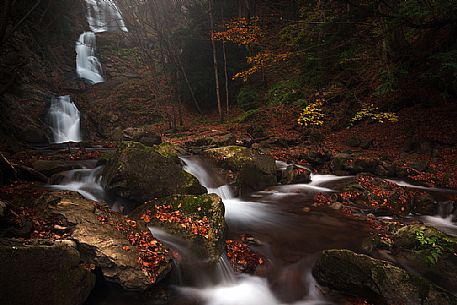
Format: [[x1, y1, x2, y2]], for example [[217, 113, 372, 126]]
[[209, 0, 223, 120]]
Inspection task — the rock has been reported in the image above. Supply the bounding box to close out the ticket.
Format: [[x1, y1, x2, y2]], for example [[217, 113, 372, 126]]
[[340, 175, 428, 216], [392, 224, 457, 292], [413, 194, 437, 215], [204, 146, 277, 195], [313, 249, 457, 305], [303, 149, 331, 166], [330, 153, 380, 175], [19, 126, 48, 144], [0, 238, 95, 305], [277, 163, 311, 185], [139, 135, 162, 147], [132, 194, 226, 263], [32, 160, 83, 177], [102, 142, 204, 202], [123, 127, 162, 147], [41, 192, 172, 290]]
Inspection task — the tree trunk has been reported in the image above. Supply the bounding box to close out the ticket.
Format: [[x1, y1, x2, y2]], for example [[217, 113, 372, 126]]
[[221, 1, 230, 114], [209, 0, 223, 120]]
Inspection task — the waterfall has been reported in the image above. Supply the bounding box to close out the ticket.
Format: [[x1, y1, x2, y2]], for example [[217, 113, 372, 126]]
[[76, 32, 104, 84], [75, 0, 128, 83], [48, 96, 81, 143], [85, 0, 128, 33]]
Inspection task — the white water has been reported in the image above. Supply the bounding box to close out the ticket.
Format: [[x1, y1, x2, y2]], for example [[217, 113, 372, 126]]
[[76, 32, 104, 84], [176, 156, 333, 304], [48, 96, 81, 143], [49, 167, 104, 202], [85, 0, 128, 33], [178, 273, 330, 305]]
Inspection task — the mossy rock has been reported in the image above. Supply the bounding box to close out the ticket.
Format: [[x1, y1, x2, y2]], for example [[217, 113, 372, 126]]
[[132, 194, 226, 263], [155, 142, 186, 159], [204, 146, 277, 196], [392, 224, 457, 292], [101, 141, 204, 202], [313, 249, 457, 305]]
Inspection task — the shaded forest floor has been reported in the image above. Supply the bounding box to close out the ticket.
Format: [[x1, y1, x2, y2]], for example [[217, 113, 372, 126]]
[[157, 100, 457, 191]]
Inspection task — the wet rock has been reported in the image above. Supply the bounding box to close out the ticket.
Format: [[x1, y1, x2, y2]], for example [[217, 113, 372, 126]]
[[41, 192, 172, 290], [313, 249, 457, 305], [279, 164, 311, 185], [392, 224, 457, 292], [0, 238, 95, 305], [413, 194, 437, 215], [204, 146, 277, 196], [102, 142, 204, 202], [132, 194, 225, 263], [32, 160, 83, 177]]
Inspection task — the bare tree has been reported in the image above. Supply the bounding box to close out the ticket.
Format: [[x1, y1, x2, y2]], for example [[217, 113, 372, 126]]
[[209, 0, 223, 120]]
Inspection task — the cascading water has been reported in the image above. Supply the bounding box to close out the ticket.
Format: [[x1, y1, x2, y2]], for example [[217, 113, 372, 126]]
[[49, 166, 104, 202], [76, 31, 104, 84], [48, 95, 81, 143], [85, 0, 128, 33], [171, 156, 375, 305], [75, 0, 128, 83]]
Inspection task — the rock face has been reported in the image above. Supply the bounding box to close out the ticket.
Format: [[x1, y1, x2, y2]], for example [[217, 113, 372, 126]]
[[204, 146, 277, 195], [41, 192, 172, 290], [0, 238, 95, 305], [392, 224, 457, 293], [132, 194, 226, 263], [102, 141, 205, 202], [313, 249, 457, 305]]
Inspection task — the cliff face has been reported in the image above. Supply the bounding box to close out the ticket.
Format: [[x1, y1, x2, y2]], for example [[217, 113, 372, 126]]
[[0, 0, 87, 151]]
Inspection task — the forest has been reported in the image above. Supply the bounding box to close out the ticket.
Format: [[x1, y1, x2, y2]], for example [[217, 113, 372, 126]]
[[1, 1, 457, 305]]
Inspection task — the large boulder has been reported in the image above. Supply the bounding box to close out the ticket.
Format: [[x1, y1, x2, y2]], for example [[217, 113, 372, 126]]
[[0, 238, 95, 305], [203, 146, 277, 195], [392, 224, 457, 292], [41, 192, 172, 290], [313, 249, 457, 305], [132, 194, 226, 263], [101, 142, 205, 202]]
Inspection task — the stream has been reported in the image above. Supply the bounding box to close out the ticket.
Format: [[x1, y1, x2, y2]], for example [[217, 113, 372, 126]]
[[46, 155, 455, 305], [47, 154, 457, 305]]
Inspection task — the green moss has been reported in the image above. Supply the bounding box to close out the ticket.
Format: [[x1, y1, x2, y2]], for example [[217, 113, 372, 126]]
[[165, 194, 217, 217], [155, 142, 185, 158], [206, 146, 254, 162]]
